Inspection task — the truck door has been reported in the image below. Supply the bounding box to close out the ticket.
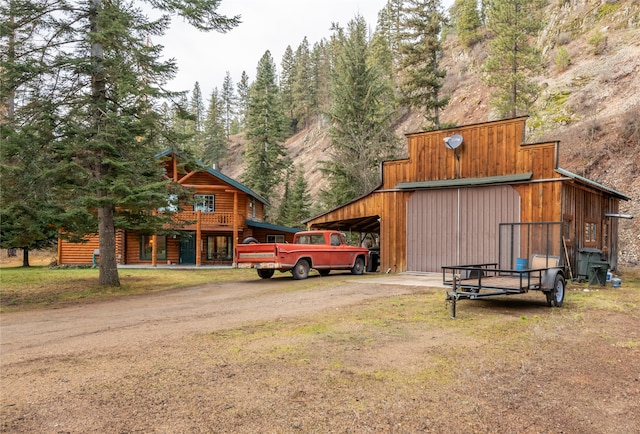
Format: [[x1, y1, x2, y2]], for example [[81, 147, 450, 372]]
[[330, 233, 351, 267]]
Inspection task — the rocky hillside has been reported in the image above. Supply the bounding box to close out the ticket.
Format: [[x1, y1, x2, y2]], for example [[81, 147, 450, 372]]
[[221, 0, 640, 267]]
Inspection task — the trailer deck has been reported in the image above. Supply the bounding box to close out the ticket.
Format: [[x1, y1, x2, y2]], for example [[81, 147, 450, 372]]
[[442, 222, 567, 318]]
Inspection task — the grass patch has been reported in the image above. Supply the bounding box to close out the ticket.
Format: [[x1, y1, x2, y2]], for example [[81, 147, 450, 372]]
[[0, 266, 257, 312]]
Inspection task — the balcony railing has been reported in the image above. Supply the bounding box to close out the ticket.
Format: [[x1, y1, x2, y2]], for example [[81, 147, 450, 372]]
[[171, 211, 239, 229]]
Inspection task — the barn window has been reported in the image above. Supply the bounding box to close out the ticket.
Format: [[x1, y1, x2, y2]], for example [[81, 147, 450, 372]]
[[584, 221, 598, 246], [266, 234, 285, 243], [140, 235, 167, 260], [194, 194, 215, 212], [562, 216, 573, 244]]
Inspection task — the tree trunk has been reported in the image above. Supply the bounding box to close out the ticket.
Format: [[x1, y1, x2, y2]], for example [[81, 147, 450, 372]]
[[22, 248, 30, 267], [98, 207, 120, 286]]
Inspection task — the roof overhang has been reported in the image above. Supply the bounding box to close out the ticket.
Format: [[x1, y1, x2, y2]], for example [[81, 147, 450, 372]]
[[556, 168, 630, 201], [245, 220, 301, 234], [308, 215, 381, 234], [395, 172, 533, 190]]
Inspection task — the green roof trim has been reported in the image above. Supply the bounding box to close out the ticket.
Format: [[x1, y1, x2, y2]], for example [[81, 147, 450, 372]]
[[395, 173, 533, 190], [556, 168, 630, 201], [155, 149, 270, 206], [245, 220, 301, 233]]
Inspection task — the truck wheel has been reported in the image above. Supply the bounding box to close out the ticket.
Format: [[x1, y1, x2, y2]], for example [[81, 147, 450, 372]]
[[257, 269, 274, 279], [546, 274, 565, 307], [319, 270, 330, 276], [351, 257, 365, 275], [242, 237, 259, 244], [292, 259, 310, 280]]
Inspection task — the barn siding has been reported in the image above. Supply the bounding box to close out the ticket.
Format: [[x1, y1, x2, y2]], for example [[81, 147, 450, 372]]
[[561, 183, 621, 272]]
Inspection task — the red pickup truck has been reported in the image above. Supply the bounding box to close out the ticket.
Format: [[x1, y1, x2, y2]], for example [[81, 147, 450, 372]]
[[235, 230, 370, 280]]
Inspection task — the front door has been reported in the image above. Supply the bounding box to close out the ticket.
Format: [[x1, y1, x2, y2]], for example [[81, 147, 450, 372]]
[[179, 232, 196, 264]]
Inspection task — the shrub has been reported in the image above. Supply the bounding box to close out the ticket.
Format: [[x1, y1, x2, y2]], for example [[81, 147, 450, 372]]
[[620, 105, 640, 145], [554, 47, 571, 72], [556, 32, 572, 46], [588, 30, 608, 55]]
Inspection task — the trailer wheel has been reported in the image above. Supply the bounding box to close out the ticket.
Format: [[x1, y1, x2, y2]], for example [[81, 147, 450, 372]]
[[351, 257, 365, 275], [257, 269, 274, 279], [546, 274, 565, 307], [292, 259, 310, 280], [242, 237, 259, 244]]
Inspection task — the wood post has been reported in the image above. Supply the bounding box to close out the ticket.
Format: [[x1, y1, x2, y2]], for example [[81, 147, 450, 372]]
[[196, 210, 202, 266]]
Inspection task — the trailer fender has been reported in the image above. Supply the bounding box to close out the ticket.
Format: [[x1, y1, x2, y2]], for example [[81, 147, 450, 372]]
[[542, 268, 564, 290]]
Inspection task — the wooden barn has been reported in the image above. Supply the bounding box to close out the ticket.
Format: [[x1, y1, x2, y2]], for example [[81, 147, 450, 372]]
[[305, 117, 631, 275], [57, 151, 299, 266]]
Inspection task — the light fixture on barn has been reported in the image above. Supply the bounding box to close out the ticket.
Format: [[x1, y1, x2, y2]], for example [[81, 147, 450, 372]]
[[444, 134, 463, 178]]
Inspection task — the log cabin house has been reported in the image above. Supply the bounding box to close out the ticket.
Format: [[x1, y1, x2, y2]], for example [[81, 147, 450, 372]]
[[57, 150, 299, 266], [305, 117, 631, 275]]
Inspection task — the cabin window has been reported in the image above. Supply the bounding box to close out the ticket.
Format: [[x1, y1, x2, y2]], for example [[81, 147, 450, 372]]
[[207, 235, 232, 260], [249, 198, 256, 218], [194, 194, 215, 212], [602, 220, 609, 253], [584, 221, 598, 247], [140, 235, 167, 260], [158, 194, 178, 213], [266, 234, 285, 243]]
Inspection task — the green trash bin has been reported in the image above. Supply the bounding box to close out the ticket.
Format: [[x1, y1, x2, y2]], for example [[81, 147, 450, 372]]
[[577, 248, 603, 281], [588, 260, 609, 286]]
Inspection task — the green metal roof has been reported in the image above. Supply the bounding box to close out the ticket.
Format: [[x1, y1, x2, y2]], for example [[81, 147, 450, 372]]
[[155, 149, 270, 206], [245, 220, 301, 233], [556, 168, 630, 201], [395, 172, 533, 190]]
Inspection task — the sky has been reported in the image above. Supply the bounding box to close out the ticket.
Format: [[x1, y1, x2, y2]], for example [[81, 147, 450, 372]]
[[156, 0, 390, 99]]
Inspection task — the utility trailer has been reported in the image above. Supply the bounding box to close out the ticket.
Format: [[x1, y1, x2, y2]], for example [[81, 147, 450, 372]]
[[443, 222, 567, 318]]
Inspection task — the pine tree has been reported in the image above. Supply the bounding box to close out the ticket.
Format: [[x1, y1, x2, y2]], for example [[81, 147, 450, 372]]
[[0, 1, 64, 266], [288, 166, 311, 227], [221, 71, 236, 138], [202, 88, 228, 166], [1, 0, 240, 285], [398, 0, 449, 130], [236, 71, 250, 128], [376, 0, 404, 69], [451, 0, 482, 48], [291, 37, 313, 130], [310, 41, 331, 117], [280, 46, 296, 128], [242, 51, 290, 208], [188, 81, 206, 156], [276, 170, 293, 226], [481, 0, 544, 118], [321, 15, 398, 208]]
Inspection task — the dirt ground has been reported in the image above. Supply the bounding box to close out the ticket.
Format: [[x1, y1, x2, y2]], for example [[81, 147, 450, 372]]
[[1, 272, 639, 433]]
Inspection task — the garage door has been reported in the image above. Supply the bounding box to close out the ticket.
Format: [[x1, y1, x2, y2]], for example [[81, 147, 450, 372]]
[[406, 185, 520, 272]]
